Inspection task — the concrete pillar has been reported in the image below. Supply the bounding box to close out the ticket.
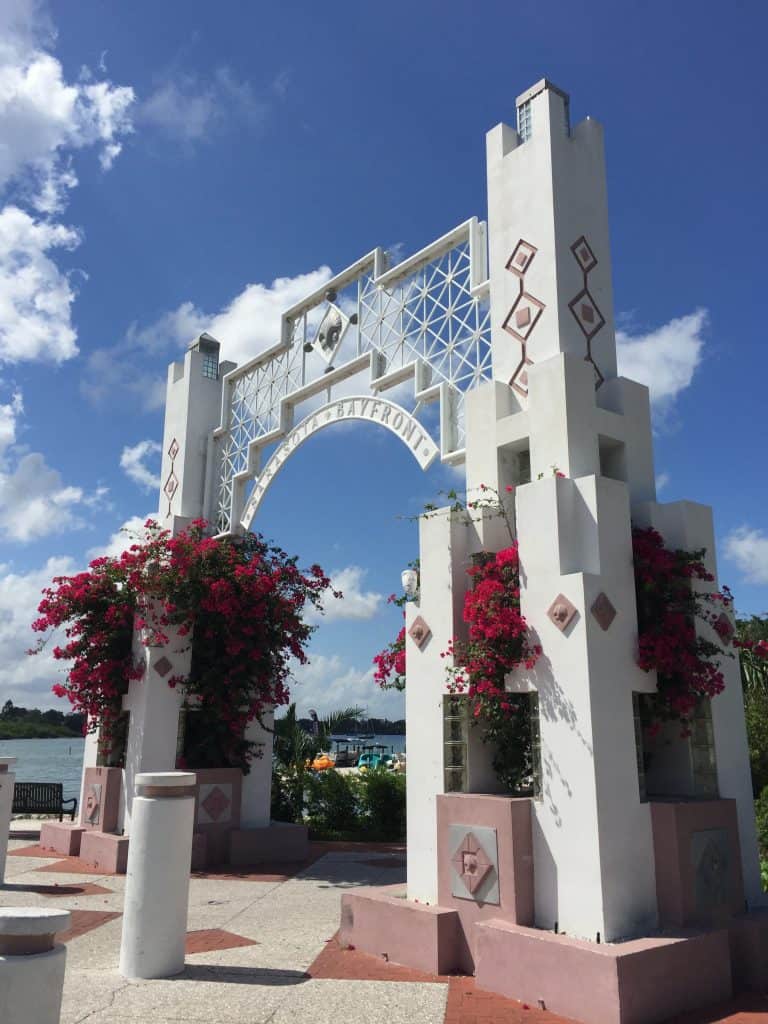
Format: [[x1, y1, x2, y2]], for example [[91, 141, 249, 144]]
[[241, 711, 274, 828], [121, 620, 190, 834], [0, 757, 16, 884], [119, 771, 196, 979], [0, 908, 71, 1024]]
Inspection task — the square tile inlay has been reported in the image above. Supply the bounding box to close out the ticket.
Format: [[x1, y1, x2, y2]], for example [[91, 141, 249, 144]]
[[154, 655, 173, 677], [408, 615, 431, 649], [448, 824, 499, 905], [591, 592, 616, 631], [198, 783, 233, 825], [547, 593, 578, 632]]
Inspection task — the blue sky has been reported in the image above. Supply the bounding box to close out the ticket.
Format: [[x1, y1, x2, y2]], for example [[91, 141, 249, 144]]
[[0, 0, 766, 719]]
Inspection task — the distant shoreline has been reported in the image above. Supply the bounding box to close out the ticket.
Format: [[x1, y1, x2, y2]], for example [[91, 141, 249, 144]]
[[0, 726, 82, 741]]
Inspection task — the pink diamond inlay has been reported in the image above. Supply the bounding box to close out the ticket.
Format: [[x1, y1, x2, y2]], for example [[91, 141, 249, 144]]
[[516, 306, 531, 328], [201, 786, 231, 823], [580, 246, 590, 263], [547, 593, 578, 632], [591, 592, 616, 631], [451, 832, 493, 895], [581, 303, 595, 323], [168, 438, 180, 460], [154, 655, 173, 677], [515, 251, 528, 267], [163, 472, 178, 500], [408, 615, 431, 649]]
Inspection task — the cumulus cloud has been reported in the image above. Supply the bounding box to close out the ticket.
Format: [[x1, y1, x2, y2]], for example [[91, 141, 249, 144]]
[[120, 440, 161, 492], [0, 0, 134, 366], [655, 472, 670, 493], [0, 554, 78, 708], [306, 566, 384, 625], [83, 267, 333, 410], [87, 514, 155, 560], [616, 309, 707, 412], [287, 652, 405, 721], [724, 526, 768, 586], [0, 205, 81, 363]]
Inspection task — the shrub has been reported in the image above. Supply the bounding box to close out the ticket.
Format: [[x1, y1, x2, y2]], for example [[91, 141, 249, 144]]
[[305, 769, 361, 835], [358, 768, 406, 840], [755, 785, 768, 858]]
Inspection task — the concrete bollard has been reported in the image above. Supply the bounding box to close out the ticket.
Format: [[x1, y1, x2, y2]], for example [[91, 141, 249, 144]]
[[119, 771, 196, 979], [0, 907, 71, 1023], [0, 757, 17, 884]]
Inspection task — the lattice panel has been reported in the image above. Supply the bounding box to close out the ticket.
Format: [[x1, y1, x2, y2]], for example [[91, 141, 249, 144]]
[[213, 219, 491, 534]]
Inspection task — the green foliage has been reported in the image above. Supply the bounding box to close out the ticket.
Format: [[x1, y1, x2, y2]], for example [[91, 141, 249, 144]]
[[305, 769, 362, 835], [755, 785, 768, 858], [357, 768, 406, 840], [0, 701, 83, 739]]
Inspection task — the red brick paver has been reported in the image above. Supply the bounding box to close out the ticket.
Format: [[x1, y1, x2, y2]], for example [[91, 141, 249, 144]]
[[185, 928, 259, 954], [56, 909, 122, 944], [309, 935, 448, 984], [9, 843, 64, 858]]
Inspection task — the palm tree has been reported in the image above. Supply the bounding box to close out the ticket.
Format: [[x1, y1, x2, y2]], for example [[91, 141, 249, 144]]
[[272, 703, 363, 821]]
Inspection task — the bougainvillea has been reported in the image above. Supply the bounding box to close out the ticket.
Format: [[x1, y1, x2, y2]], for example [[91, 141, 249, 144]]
[[30, 519, 337, 771], [373, 624, 406, 691], [632, 526, 734, 731], [444, 543, 542, 790]]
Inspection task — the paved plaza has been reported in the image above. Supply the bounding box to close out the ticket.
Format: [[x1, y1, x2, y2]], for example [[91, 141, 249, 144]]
[[1, 828, 765, 1024]]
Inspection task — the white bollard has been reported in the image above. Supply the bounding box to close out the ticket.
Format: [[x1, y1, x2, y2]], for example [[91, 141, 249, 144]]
[[0, 907, 71, 1024], [119, 771, 196, 979], [0, 757, 17, 884]]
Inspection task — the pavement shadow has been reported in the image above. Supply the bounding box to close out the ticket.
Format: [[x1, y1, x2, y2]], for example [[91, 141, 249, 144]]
[[175, 964, 310, 986]]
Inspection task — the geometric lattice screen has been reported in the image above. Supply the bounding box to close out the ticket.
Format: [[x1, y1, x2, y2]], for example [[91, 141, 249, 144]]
[[213, 217, 491, 534]]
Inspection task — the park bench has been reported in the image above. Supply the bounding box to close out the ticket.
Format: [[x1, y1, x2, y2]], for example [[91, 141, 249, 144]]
[[12, 782, 77, 821]]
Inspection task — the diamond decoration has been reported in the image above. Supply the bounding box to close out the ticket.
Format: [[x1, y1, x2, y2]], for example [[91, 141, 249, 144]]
[[511, 357, 532, 397], [163, 472, 179, 501], [715, 613, 734, 641], [569, 289, 605, 341], [591, 592, 616, 631], [502, 292, 545, 343], [310, 303, 350, 365], [451, 832, 493, 895], [154, 655, 173, 677], [571, 236, 597, 273], [547, 594, 578, 632], [167, 438, 180, 460], [408, 615, 431, 649], [506, 239, 538, 278], [200, 786, 231, 823]]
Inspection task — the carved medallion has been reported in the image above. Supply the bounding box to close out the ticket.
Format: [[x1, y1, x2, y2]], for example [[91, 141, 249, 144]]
[[547, 593, 578, 632], [408, 615, 431, 649]]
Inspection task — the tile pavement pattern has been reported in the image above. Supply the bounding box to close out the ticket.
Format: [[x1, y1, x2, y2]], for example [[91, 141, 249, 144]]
[[2, 835, 767, 1023]]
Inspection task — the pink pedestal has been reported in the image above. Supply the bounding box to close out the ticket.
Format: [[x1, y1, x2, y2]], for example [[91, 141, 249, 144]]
[[474, 919, 732, 1024], [729, 909, 768, 991], [192, 768, 242, 867], [650, 799, 745, 927], [437, 793, 533, 970], [229, 821, 308, 864], [79, 830, 129, 873], [40, 822, 85, 857], [340, 885, 460, 975], [81, 766, 122, 833]]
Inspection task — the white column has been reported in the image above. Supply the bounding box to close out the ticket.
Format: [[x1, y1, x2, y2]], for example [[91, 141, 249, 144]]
[[0, 758, 16, 884], [0, 908, 71, 1024], [241, 711, 274, 828], [119, 772, 196, 980], [121, 619, 189, 834]]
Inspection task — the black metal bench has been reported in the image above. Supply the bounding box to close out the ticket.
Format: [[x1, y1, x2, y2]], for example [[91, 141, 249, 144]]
[[12, 782, 77, 822]]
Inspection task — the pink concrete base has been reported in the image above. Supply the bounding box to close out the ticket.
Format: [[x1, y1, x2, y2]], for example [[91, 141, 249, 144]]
[[40, 822, 85, 857], [437, 793, 533, 971], [228, 821, 308, 865], [191, 832, 208, 872], [340, 885, 460, 975], [729, 909, 768, 991], [650, 799, 745, 927], [474, 918, 732, 1024], [81, 766, 122, 832], [79, 830, 129, 873]]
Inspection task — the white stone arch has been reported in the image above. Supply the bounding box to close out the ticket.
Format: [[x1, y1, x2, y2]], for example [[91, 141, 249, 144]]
[[207, 218, 491, 535], [240, 397, 439, 531]]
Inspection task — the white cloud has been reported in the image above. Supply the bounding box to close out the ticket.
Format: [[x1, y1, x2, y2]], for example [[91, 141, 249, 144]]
[[140, 67, 267, 144], [0, 205, 80, 363], [655, 472, 670, 493], [0, 0, 134, 366], [120, 440, 161, 492], [88, 514, 154, 560], [724, 526, 768, 586], [307, 566, 384, 625], [288, 652, 405, 721], [616, 309, 707, 411], [83, 267, 332, 410], [0, 554, 81, 707]]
